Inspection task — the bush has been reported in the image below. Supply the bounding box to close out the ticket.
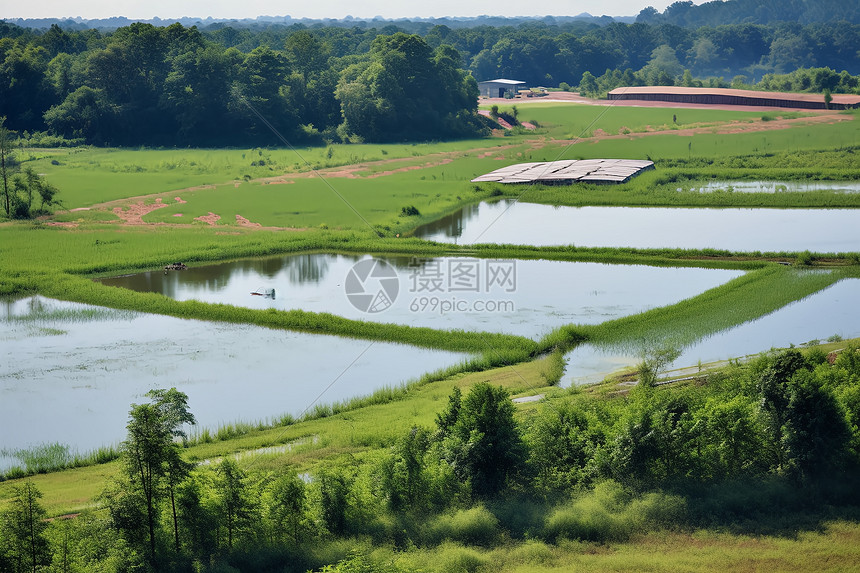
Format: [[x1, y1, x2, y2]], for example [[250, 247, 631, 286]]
[[400, 205, 421, 217], [794, 250, 814, 266], [423, 506, 500, 546], [543, 481, 686, 543], [432, 542, 487, 573]]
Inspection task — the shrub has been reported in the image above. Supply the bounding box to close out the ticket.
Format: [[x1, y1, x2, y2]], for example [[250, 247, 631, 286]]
[[432, 542, 487, 573], [543, 481, 685, 543], [795, 250, 814, 266], [423, 506, 500, 546], [508, 539, 556, 566]]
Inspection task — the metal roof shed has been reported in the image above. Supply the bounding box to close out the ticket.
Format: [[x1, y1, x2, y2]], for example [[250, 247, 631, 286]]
[[478, 79, 527, 98]]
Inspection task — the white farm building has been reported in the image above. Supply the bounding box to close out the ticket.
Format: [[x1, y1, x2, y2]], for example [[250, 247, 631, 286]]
[[478, 79, 527, 98]]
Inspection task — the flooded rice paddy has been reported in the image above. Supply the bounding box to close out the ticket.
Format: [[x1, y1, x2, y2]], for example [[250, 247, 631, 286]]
[[0, 296, 469, 468], [99, 254, 743, 340], [413, 200, 860, 252], [562, 278, 860, 386]]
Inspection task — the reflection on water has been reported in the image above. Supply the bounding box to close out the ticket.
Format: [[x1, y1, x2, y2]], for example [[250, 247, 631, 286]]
[[562, 278, 860, 386], [100, 254, 743, 340], [686, 180, 860, 194], [413, 200, 860, 252], [0, 296, 469, 464]]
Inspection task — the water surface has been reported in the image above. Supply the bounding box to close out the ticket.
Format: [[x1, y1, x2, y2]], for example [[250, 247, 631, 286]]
[[686, 180, 860, 193], [413, 201, 860, 252], [100, 254, 743, 340], [0, 296, 468, 466], [562, 278, 860, 385]]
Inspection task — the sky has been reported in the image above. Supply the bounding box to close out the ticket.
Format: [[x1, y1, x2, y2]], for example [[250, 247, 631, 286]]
[[5, 0, 710, 20]]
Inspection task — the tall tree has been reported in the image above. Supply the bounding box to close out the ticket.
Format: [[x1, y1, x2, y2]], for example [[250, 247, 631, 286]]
[[268, 473, 307, 543], [120, 388, 195, 557], [336, 33, 482, 142], [782, 371, 852, 481], [2, 481, 52, 573], [0, 116, 17, 217], [436, 382, 525, 498], [216, 458, 252, 550]]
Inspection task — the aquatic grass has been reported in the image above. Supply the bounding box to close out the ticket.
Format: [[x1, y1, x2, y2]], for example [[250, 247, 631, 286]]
[[4, 305, 136, 323], [578, 266, 848, 352], [0, 443, 120, 481], [37, 272, 538, 357]]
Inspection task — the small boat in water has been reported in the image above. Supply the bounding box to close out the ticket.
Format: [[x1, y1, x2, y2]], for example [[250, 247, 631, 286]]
[[251, 287, 276, 299]]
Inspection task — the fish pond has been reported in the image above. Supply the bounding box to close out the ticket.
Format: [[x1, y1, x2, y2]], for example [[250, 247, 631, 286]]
[[683, 180, 860, 193], [412, 200, 860, 252], [99, 254, 743, 340], [0, 296, 469, 469], [562, 278, 860, 385]]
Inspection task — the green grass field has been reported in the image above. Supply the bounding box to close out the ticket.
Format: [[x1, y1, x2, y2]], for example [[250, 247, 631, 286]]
[[18, 105, 858, 215], [486, 100, 794, 139]]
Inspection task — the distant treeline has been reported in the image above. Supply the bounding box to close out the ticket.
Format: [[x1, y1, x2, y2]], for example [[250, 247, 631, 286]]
[[577, 65, 860, 100], [637, 0, 860, 27], [1, 16, 859, 145], [0, 23, 484, 145]]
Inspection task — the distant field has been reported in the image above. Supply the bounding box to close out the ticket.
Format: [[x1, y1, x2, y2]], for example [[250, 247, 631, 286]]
[[485, 101, 790, 139], [21, 104, 855, 214], [21, 140, 502, 209]]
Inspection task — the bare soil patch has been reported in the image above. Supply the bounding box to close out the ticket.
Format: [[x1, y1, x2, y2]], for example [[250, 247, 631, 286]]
[[236, 215, 262, 228], [113, 198, 169, 225], [194, 212, 221, 225]]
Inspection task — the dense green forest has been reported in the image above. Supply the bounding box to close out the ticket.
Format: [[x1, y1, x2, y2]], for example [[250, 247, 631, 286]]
[[637, 0, 860, 27], [1, 16, 859, 146], [0, 23, 484, 146], [2, 348, 859, 572]]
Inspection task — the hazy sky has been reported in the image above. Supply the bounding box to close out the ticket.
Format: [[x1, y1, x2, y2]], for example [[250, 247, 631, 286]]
[[6, 0, 709, 20]]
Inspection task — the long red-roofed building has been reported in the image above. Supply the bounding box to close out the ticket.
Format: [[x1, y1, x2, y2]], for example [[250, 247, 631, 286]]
[[607, 86, 860, 110]]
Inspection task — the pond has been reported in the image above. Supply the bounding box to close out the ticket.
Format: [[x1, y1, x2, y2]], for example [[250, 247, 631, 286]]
[[683, 180, 860, 193], [562, 278, 860, 386], [0, 296, 469, 469], [99, 254, 743, 340], [412, 200, 860, 252]]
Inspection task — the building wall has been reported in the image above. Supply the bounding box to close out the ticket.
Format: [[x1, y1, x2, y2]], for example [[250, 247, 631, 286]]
[[607, 91, 858, 110], [478, 82, 525, 98]]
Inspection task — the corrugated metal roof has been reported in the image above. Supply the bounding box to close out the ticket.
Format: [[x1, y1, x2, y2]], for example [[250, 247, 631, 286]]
[[607, 86, 860, 105], [471, 159, 655, 185], [479, 79, 527, 85]]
